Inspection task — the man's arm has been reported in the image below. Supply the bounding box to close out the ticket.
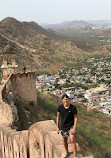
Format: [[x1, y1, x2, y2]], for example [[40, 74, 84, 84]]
[[71, 113, 78, 134], [56, 111, 60, 134]]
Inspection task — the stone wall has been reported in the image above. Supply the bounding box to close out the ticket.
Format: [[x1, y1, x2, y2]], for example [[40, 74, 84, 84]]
[[0, 72, 93, 158], [3, 72, 37, 106], [0, 75, 13, 127]]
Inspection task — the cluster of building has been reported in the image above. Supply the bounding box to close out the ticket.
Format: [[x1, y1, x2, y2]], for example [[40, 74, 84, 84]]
[[36, 57, 111, 116], [92, 24, 111, 30]]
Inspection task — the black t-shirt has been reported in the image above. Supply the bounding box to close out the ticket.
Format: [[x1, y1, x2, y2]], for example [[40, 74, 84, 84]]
[[57, 104, 77, 132]]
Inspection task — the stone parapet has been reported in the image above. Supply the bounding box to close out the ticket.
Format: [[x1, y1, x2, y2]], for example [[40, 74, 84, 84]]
[[0, 126, 28, 158], [4, 72, 37, 106], [29, 120, 56, 158], [45, 131, 63, 158], [0, 78, 13, 126]]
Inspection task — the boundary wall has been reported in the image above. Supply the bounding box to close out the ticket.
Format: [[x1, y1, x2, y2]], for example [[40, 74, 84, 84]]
[[2, 72, 37, 105]]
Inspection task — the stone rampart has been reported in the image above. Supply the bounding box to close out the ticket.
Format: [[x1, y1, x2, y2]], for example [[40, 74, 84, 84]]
[[0, 72, 93, 158], [3, 72, 37, 106], [0, 75, 13, 126]]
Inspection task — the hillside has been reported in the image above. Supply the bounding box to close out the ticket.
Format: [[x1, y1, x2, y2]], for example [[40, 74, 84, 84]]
[[0, 17, 111, 76]]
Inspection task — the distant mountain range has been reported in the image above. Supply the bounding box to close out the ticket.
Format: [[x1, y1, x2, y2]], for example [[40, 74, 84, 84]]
[[0, 17, 111, 75], [42, 20, 93, 30], [41, 20, 111, 32]]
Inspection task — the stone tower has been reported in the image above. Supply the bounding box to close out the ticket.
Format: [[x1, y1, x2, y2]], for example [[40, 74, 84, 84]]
[[1, 44, 18, 80]]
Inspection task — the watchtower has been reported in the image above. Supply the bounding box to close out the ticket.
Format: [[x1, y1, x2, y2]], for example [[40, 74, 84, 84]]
[[1, 45, 18, 80]]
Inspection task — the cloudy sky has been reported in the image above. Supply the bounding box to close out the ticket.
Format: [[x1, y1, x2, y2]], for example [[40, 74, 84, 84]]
[[0, 0, 111, 24]]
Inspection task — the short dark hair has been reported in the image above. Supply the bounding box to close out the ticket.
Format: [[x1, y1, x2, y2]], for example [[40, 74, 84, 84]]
[[61, 93, 69, 99]]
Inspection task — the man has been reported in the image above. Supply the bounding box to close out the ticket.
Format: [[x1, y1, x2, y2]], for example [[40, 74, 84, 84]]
[[56, 94, 78, 158]]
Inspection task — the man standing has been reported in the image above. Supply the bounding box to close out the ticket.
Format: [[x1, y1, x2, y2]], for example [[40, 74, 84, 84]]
[[56, 94, 78, 158]]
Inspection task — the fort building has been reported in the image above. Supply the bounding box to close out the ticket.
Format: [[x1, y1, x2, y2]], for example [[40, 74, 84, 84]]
[[1, 44, 18, 81]]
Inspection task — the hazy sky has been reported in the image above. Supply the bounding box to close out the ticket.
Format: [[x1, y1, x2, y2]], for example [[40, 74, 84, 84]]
[[0, 0, 111, 24]]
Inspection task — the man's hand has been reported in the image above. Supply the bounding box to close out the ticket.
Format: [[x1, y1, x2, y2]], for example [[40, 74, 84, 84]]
[[71, 127, 76, 134], [57, 127, 60, 134]]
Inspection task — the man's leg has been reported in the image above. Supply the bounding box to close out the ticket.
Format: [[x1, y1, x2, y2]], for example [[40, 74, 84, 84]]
[[63, 137, 68, 154], [69, 134, 77, 157]]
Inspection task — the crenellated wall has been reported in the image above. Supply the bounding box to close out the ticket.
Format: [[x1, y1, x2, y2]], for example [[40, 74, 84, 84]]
[[2, 72, 37, 106], [0, 72, 94, 158]]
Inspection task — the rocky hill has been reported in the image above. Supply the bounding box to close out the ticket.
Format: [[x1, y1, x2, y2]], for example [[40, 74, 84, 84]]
[[42, 20, 111, 36], [0, 17, 111, 76], [42, 20, 93, 31]]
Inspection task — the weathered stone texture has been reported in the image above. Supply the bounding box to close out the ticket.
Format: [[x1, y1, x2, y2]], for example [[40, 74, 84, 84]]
[[29, 120, 56, 158], [4, 72, 37, 106], [0, 80, 13, 126], [45, 131, 63, 158]]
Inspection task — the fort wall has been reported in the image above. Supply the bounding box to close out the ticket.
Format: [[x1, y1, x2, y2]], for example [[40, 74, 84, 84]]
[[3, 72, 37, 106], [0, 75, 13, 126]]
